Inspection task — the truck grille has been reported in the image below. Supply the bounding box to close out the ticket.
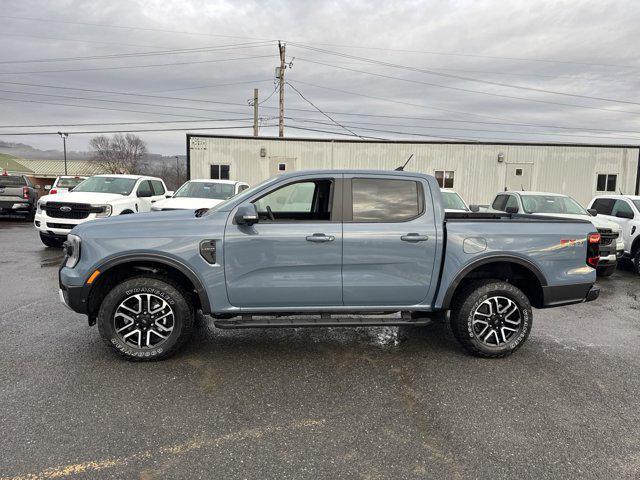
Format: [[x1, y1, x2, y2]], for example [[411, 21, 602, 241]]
[[597, 228, 618, 246], [45, 202, 93, 219]]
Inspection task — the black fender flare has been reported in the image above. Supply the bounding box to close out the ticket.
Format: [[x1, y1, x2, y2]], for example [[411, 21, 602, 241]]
[[441, 255, 548, 309], [89, 253, 211, 314]]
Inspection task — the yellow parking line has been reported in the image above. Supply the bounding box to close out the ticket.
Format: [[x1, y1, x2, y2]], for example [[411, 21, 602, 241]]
[[1, 419, 326, 480]]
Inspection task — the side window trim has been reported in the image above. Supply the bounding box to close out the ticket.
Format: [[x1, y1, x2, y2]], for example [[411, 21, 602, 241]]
[[343, 176, 426, 224]]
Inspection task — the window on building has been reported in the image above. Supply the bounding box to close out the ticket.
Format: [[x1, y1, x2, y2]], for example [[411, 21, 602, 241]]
[[278, 163, 286, 171], [210, 164, 230, 180], [596, 174, 617, 192], [253, 180, 333, 222], [515, 168, 523, 176], [351, 178, 422, 222], [435, 170, 454, 188]]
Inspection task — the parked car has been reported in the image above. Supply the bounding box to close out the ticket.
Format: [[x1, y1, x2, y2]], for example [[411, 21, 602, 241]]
[[59, 169, 600, 361], [47, 175, 88, 195], [441, 189, 469, 212], [0, 171, 38, 220], [151, 179, 249, 211], [35, 174, 169, 247], [489, 191, 623, 277], [588, 195, 640, 273]]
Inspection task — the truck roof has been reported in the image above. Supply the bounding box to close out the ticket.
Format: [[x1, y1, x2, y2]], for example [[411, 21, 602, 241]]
[[502, 191, 566, 197], [592, 194, 640, 200], [188, 179, 243, 185], [276, 169, 431, 179], [94, 174, 161, 181]]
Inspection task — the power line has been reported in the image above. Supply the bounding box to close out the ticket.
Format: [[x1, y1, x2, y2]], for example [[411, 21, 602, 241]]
[[291, 44, 640, 107], [286, 82, 365, 140], [294, 57, 640, 115], [0, 54, 276, 75], [0, 118, 253, 128], [0, 41, 273, 64], [0, 125, 255, 136]]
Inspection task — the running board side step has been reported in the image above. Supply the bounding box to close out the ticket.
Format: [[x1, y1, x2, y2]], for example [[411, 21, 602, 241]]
[[213, 314, 439, 329]]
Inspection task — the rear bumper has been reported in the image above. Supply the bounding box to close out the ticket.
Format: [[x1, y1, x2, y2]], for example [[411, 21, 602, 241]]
[[0, 200, 32, 212], [541, 283, 599, 308]]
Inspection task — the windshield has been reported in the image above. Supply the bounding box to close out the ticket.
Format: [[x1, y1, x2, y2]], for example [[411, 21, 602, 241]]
[[0, 175, 26, 187], [203, 177, 274, 216], [521, 194, 587, 215], [72, 176, 136, 195], [174, 181, 235, 200], [441, 191, 468, 210], [56, 177, 85, 188]]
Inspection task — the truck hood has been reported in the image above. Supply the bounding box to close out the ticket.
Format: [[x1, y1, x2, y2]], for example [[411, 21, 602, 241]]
[[43, 191, 125, 204], [531, 212, 621, 230], [152, 197, 224, 210], [71, 209, 199, 236]]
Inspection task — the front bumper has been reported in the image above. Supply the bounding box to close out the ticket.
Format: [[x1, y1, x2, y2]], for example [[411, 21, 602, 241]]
[[58, 261, 89, 314], [541, 282, 600, 308]]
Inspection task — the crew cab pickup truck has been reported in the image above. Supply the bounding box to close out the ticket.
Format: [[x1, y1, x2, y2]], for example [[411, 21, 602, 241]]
[[58, 170, 600, 361], [588, 195, 640, 274], [36, 174, 169, 247], [490, 191, 623, 277], [0, 172, 38, 219]]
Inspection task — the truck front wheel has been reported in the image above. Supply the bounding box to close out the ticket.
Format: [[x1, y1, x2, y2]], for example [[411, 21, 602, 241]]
[[97, 275, 194, 361], [450, 280, 532, 358]]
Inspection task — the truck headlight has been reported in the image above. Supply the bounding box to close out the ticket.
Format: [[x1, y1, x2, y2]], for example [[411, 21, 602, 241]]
[[64, 234, 81, 268], [94, 205, 112, 218], [37, 200, 46, 212]]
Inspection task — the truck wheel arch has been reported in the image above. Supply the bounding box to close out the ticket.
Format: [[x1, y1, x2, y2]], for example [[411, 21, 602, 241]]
[[86, 254, 212, 317], [441, 256, 547, 310]]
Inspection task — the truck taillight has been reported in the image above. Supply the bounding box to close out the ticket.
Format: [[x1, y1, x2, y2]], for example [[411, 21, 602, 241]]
[[587, 232, 600, 267], [22, 186, 29, 199], [50, 189, 57, 194]]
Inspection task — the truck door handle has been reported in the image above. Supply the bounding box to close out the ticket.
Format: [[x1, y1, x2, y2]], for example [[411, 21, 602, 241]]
[[306, 233, 335, 243], [151, 200, 156, 203], [401, 233, 429, 242]]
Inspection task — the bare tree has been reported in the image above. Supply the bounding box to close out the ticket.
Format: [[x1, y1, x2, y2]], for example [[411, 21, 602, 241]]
[[90, 133, 147, 174]]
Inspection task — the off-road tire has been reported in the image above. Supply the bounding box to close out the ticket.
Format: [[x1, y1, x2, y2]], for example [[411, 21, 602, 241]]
[[450, 280, 532, 358], [596, 264, 617, 277], [39, 232, 64, 248], [97, 275, 194, 361], [633, 249, 640, 275]]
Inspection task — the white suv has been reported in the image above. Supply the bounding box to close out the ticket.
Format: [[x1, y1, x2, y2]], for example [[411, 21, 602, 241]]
[[588, 195, 640, 273], [35, 174, 169, 247]]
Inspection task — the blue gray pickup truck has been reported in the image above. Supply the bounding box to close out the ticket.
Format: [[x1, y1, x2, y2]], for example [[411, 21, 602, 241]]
[[59, 169, 601, 361]]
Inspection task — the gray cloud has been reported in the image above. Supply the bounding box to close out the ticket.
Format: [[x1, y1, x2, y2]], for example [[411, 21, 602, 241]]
[[0, 0, 639, 155]]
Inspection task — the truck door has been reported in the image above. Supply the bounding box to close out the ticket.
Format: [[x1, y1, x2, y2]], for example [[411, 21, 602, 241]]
[[342, 174, 438, 306], [224, 175, 343, 308]]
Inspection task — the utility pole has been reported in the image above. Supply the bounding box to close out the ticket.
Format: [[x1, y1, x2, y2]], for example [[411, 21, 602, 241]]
[[175, 155, 180, 186], [58, 132, 68, 175], [253, 88, 259, 137], [277, 41, 286, 137]]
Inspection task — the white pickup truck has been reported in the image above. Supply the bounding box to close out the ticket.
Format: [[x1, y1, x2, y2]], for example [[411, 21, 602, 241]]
[[588, 195, 640, 273], [489, 191, 624, 277], [35, 174, 169, 247]]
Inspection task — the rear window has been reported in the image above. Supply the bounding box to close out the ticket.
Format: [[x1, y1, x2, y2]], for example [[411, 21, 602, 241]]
[[0, 175, 26, 187], [352, 178, 422, 222], [591, 198, 615, 215]]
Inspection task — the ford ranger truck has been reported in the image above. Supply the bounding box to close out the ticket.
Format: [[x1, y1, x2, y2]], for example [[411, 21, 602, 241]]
[[58, 170, 600, 361]]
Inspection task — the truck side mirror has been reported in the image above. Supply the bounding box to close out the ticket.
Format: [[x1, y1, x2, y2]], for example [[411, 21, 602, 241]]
[[469, 204, 480, 213], [235, 204, 259, 225], [587, 208, 598, 216], [505, 206, 519, 214]]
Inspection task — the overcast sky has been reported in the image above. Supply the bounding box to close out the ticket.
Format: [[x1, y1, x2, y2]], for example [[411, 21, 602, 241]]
[[0, 0, 639, 155]]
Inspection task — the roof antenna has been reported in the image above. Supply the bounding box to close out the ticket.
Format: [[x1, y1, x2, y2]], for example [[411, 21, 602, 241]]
[[619, 189, 624, 195], [395, 153, 414, 171], [521, 184, 525, 191]]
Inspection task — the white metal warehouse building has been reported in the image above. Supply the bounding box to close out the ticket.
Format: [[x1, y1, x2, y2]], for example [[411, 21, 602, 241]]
[[186, 134, 640, 206]]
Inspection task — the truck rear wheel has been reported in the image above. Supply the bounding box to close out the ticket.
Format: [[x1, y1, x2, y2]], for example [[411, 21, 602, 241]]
[[450, 280, 532, 358], [97, 275, 194, 361]]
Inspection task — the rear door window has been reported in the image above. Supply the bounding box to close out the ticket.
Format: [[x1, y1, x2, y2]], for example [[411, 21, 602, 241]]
[[351, 178, 422, 222], [492, 195, 508, 211], [591, 198, 615, 215], [505, 195, 519, 212], [612, 200, 634, 218], [150, 180, 165, 195], [136, 180, 153, 197]]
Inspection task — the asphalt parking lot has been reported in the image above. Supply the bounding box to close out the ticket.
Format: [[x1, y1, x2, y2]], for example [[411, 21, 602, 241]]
[[1, 217, 639, 480]]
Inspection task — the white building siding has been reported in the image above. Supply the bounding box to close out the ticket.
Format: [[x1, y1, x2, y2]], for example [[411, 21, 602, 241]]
[[188, 135, 639, 206]]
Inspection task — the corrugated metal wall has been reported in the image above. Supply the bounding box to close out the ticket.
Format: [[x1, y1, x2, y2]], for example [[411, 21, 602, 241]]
[[188, 136, 639, 206]]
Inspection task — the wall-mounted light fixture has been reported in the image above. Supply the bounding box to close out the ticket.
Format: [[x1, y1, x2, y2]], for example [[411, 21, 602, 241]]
[[497, 152, 505, 163]]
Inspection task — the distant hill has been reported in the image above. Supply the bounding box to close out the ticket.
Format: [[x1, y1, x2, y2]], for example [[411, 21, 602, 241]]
[[0, 141, 185, 165]]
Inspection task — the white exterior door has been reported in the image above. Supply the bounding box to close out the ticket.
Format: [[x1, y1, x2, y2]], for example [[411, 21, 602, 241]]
[[505, 163, 533, 191]]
